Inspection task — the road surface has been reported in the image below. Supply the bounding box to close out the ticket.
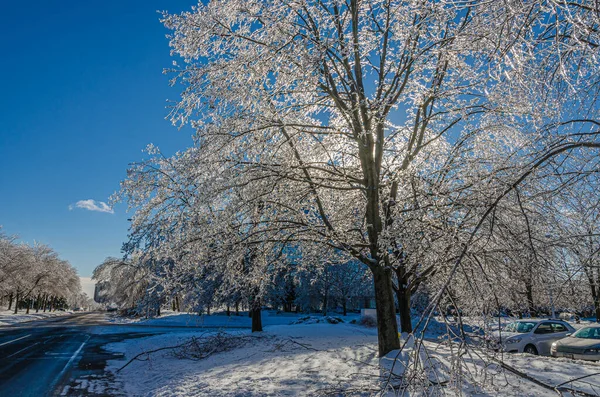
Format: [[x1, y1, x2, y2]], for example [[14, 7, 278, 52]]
[[0, 312, 202, 396]]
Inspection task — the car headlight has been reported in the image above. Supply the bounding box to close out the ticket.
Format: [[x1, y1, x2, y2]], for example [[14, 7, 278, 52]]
[[505, 337, 522, 344], [585, 347, 600, 354]]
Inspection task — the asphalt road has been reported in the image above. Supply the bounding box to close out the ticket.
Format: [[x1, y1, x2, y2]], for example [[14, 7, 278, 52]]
[[0, 312, 154, 396]]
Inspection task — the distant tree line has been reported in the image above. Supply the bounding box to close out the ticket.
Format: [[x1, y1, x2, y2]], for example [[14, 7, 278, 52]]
[[0, 230, 82, 313]]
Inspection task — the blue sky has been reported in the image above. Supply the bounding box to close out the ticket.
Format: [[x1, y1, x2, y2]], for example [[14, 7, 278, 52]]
[[0, 0, 197, 277]]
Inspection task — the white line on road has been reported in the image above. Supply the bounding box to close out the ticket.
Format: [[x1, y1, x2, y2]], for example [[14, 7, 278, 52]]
[[0, 334, 31, 347], [7, 342, 40, 358], [55, 335, 90, 384]]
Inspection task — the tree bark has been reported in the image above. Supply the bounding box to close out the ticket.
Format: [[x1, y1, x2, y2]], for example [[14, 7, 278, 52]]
[[7, 293, 13, 311], [372, 266, 400, 357], [251, 306, 262, 332], [393, 266, 414, 334], [594, 274, 600, 322], [396, 287, 413, 334], [525, 282, 534, 316], [14, 290, 19, 314], [342, 299, 347, 317]]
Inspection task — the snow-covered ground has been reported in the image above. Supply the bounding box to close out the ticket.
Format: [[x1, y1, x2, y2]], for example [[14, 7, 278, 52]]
[[73, 312, 600, 396], [0, 309, 73, 326], [106, 309, 361, 328]]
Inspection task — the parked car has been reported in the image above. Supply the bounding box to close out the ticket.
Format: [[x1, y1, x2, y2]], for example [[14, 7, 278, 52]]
[[487, 319, 575, 355], [551, 325, 600, 361]]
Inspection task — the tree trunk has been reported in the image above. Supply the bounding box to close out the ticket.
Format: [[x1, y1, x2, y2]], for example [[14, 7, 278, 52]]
[[393, 266, 413, 334], [593, 276, 600, 323], [396, 287, 413, 334], [372, 267, 400, 357], [342, 299, 347, 317], [7, 293, 13, 310], [14, 291, 19, 314], [26, 299, 30, 314], [322, 290, 328, 316], [175, 295, 181, 312], [525, 282, 534, 316], [235, 300, 240, 316], [226, 304, 231, 316], [251, 306, 262, 332]]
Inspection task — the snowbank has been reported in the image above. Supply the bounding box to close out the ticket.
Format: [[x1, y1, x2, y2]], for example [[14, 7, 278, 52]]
[[0, 309, 73, 326]]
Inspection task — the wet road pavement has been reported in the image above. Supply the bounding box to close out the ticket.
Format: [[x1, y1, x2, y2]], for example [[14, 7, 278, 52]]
[[0, 313, 164, 396]]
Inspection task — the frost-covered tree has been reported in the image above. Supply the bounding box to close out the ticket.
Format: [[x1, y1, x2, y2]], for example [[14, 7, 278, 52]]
[[158, 0, 542, 356], [0, 231, 82, 313], [111, 0, 600, 359]]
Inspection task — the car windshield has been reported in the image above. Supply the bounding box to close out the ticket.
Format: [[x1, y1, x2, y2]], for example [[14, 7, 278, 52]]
[[572, 327, 600, 339], [504, 322, 536, 333]]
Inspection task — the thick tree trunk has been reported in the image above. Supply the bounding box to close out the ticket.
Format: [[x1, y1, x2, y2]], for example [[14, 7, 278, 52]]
[[394, 266, 413, 334], [226, 304, 231, 316], [251, 306, 262, 332], [593, 277, 600, 323], [235, 300, 240, 316], [525, 282, 534, 316], [26, 299, 30, 314], [342, 299, 347, 317], [175, 295, 181, 312], [7, 293, 13, 310], [322, 291, 328, 316], [14, 291, 19, 314], [372, 267, 400, 357], [396, 287, 413, 334]]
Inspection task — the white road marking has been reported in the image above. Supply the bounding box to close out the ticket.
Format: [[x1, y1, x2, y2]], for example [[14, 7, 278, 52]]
[[7, 342, 40, 358], [55, 336, 90, 383], [0, 334, 31, 347]]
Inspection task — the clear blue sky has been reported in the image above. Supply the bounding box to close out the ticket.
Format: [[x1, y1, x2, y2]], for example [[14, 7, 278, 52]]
[[0, 0, 197, 277]]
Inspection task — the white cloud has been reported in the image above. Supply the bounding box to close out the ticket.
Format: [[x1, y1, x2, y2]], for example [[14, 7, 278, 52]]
[[69, 199, 114, 214]]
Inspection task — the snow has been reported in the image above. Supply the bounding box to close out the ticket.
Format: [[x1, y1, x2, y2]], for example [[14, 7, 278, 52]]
[[106, 310, 361, 328], [0, 309, 73, 326], [73, 312, 600, 396]]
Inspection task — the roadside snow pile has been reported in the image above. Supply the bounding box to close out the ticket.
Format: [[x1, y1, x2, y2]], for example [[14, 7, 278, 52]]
[[290, 315, 344, 324], [0, 309, 73, 326]]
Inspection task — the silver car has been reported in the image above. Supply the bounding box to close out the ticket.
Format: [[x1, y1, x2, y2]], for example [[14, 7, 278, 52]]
[[489, 319, 575, 355], [551, 325, 600, 361]]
